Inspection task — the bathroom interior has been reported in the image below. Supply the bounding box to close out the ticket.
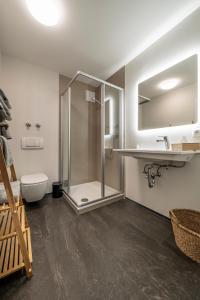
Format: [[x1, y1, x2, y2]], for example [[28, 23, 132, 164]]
[[0, 1, 200, 299]]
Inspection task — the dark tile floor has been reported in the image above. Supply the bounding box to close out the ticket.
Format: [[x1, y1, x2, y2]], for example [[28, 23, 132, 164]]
[[0, 195, 200, 300]]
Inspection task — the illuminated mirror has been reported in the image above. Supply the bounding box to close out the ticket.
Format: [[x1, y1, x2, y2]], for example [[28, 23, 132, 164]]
[[138, 54, 198, 130]]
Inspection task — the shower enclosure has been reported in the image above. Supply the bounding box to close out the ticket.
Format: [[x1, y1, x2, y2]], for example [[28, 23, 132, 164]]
[[60, 71, 124, 214]]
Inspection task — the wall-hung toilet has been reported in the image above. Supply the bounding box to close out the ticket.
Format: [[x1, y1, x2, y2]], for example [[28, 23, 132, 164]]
[[21, 173, 48, 202]]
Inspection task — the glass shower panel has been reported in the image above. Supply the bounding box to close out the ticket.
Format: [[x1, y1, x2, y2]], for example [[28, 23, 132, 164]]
[[104, 85, 123, 196], [68, 75, 102, 206], [61, 90, 69, 193]]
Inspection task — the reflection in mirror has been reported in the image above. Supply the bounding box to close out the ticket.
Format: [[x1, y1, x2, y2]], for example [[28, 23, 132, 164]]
[[105, 98, 110, 135], [138, 54, 198, 130]]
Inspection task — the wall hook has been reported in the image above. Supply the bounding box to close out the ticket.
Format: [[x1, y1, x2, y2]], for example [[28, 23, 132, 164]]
[[35, 123, 41, 129], [25, 122, 31, 129]]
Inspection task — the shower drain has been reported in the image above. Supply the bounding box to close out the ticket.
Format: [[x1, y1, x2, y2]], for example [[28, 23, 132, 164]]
[[81, 198, 89, 203]]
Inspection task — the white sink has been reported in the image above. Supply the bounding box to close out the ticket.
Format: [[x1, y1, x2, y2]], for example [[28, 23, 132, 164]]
[[113, 148, 200, 162]]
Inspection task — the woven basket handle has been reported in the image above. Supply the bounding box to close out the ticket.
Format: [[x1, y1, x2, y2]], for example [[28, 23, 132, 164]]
[[169, 210, 180, 225]]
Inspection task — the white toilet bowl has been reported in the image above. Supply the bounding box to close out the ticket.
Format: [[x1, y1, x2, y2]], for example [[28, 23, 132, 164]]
[[21, 173, 48, 202]]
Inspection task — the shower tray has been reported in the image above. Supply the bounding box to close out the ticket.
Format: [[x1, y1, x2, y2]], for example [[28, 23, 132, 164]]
[[63, 181, 124, 214]]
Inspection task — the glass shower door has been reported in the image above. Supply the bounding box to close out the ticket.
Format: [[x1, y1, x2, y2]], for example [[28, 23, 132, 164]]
[[61, 88, 70, 194], [61, 71, 124, 212], [104, 85, 124, 197], [68, 75, 102, 206]]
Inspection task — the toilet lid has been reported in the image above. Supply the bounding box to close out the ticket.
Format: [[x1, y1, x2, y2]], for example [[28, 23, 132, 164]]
[[21, 173, 48, 185]]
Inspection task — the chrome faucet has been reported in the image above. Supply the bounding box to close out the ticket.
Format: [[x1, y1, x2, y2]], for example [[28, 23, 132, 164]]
[[156, 136, 170, 150]]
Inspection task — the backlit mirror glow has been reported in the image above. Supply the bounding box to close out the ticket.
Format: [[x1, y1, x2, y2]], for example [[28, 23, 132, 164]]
[[138, 54, 198, 130], [158, 78, 180, 90], [26, 0, 62, 26], [105, 98, 111, 135]]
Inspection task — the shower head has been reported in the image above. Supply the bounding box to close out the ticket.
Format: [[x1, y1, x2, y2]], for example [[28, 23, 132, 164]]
[[86, 97, 95, 103], [86, 90, 101, 105], [86, 97, 102, 105]]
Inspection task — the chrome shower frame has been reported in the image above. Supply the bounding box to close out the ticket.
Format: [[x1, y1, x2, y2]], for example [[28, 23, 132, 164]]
[[60, 71, 125, 214]]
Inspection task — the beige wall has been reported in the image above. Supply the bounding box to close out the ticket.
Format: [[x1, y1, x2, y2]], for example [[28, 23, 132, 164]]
[[0, 50, 1, 62], [125, 8, 200, 217], [1, 55, 59, 192], [0, 50, 2, 81], [59, 74, 71, 95], [107, 66, 125, 88]]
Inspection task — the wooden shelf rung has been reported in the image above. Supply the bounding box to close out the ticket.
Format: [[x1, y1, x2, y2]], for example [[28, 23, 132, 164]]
[[0, 239, 6, 273], [0, 205, 26, 240], [14, 236, 19, 269], [0, 211, 8, 236], [9, 236, 15, 270], [27, 228, 32, 262], [0, 228, 32, 279], [3, 238, 11, 273], [0, 198, 20, 212], [5, 211, 12, 235]]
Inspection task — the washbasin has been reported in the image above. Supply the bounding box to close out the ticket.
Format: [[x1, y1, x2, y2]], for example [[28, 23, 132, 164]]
[[113, 148, 200, 162]]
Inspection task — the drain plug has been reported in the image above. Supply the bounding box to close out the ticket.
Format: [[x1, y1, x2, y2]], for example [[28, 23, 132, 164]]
[[81, 198, 89, 203]]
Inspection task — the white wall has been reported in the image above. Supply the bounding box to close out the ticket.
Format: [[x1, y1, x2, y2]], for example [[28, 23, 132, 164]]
[[125, 8, 200, 217], [1, 55, 59, 192]]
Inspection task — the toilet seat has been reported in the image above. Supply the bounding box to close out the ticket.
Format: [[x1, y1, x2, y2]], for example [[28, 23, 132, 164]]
[[21, 173, 48, 185]]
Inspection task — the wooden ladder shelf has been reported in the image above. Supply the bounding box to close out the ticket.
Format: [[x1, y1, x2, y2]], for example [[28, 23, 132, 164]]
[[0, 145, 32, 279]]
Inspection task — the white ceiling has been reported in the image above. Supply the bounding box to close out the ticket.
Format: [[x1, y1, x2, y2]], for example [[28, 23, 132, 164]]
[[0, 0, 199, 79]]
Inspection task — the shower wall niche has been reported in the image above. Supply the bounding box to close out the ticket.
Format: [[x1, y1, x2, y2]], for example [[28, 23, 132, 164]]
[[60, 71, 124, 214]]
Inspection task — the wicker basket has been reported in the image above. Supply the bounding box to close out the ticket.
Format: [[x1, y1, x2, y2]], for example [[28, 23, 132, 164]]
[[170, 209, 200, 263]]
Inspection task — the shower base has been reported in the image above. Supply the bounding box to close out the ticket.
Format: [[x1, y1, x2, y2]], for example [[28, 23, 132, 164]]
[[63, 181, 124, 214]]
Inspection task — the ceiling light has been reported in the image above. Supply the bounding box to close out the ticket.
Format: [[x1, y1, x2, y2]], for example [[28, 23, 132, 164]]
[[158, 78, 180, 90], [26, 0, 62, 26]]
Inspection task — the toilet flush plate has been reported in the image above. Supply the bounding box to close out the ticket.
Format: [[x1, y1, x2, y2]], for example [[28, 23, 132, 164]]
[[21, 137, 44, 149]]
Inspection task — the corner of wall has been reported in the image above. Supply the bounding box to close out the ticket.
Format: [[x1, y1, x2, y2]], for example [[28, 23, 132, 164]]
[[107, 66, 125, 88], [59, 74, 71, 96], [0, 49, 2, 81]]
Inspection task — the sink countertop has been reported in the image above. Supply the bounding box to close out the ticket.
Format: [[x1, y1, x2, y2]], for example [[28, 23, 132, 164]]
[[113, 148, 200, 162], [113, 148, 200, 155]]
